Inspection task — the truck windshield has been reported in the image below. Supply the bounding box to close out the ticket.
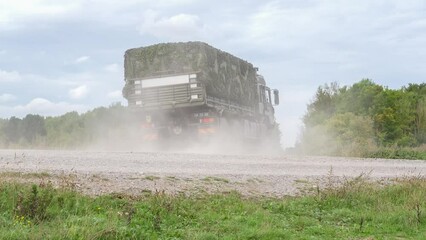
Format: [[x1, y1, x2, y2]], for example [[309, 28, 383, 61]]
[[265, 88, 271, 103]]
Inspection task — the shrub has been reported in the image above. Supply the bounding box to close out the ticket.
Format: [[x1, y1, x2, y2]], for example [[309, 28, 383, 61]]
[[14, 184, 54, 223]]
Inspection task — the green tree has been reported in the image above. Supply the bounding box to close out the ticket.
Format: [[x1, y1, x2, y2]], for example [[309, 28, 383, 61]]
[[0, 118, 6, 146], [336, 79, 383, 115], [415, 96, 426, 143], [405, 83, 426, 144], [21, 114, 46, 143], [303, 82, 340, 127], [45, 111, 85, 147], [299, 79, 425, 157], [373, 89, 417, 146], [4, 117, 22, 144]]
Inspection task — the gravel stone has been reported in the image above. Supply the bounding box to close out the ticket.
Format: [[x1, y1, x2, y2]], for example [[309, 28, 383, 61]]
[[1, 150, 425, 197]]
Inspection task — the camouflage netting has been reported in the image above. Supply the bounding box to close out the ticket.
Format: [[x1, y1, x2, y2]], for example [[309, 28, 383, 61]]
[[122, 42, 258, 107]]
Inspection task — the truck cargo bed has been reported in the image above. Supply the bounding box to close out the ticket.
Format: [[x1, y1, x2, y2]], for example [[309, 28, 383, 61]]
[[123, 42, 259, 108]]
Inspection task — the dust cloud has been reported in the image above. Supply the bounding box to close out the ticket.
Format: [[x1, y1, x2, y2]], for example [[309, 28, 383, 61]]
[[84, 111, 283, 156]]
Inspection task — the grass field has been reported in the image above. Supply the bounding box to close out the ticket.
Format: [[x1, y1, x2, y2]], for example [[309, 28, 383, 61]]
[[1, 175, 426, 239]]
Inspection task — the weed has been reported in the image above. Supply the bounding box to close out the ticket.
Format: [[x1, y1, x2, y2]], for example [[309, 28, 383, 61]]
[[247, 178, 263, 183], [358, 216, 365, 232], [202, 176, 230, 183], [14, 184, 53, 223], [294, 179, 309, 184], [414, 203, 422, 224], [140, 189, 152, 195], [152, 190, 175, 231], [89, 228, 117, 240], [314, 185, 324, 222], [0, 171, 51, 179], [90, 174, 109, 182], [59, 173, 78, 190], [144, 175, 160, 181], [166, 176, 179, 181]]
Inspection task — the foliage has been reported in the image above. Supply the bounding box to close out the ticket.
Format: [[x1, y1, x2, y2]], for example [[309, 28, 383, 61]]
[[0, 103, 131, 149], [2, 178, 426, 239], [0, 119, 6, 146], [303, 82, 341, 127], [298, 80, 426, 158], [301, 113, 376, 157]]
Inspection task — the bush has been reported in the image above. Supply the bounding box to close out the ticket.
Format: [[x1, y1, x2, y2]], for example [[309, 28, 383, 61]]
[[14, 184, 54, 223], [298, 113, 376, 157]]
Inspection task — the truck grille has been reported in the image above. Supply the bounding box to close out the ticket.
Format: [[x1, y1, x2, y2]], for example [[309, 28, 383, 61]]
[[128, 83, 204, 109]]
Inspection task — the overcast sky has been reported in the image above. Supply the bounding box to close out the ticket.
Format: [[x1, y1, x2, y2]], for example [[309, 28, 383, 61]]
[[0, 0, 425, 148]]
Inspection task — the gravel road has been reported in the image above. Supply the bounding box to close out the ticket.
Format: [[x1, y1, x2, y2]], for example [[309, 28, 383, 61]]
[[0, 150, 425, 197]]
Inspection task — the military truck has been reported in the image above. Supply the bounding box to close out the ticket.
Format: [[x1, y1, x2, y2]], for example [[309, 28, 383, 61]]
[[122, 42, 280, 146]]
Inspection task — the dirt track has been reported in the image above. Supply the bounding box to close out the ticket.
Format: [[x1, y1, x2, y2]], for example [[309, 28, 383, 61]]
[[0, 150, 425, 197]]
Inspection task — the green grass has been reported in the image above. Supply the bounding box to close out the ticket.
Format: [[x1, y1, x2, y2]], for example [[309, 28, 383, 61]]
[[1, 177, 426, 239], [0, 172, 52, 179], [364, 147, 426, 160]]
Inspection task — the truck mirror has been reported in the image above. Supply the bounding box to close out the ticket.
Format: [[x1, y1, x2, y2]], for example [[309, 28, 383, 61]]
[[273, 89, 279, 106]]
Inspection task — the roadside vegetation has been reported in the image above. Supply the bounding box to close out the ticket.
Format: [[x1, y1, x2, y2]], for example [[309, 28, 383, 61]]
[[296, 80, 426, 159], [1, 176, 426, 239], [0, 103, 132, 149]]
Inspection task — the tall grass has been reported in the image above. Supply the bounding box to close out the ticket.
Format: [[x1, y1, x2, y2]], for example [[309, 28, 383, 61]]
[[1, 177, 426, 239], [364, 145, 426, 160]]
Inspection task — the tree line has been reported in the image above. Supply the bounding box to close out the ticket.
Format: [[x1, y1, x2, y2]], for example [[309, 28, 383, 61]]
[[0, 103, 134, 149], [296, 80, 426, 159]]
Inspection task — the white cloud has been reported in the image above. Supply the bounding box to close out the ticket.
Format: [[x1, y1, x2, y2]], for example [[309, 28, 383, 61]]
[[26, 98, 59, 111], [104, 63, 120, 73], [0, 93, 17, 103], [245, 0, 426, 53], [107, 90, 123, 99], [0, 0, 203, 32], [0, 1, 79, 31], [0, 69, 21, 82], [0, 49, 6, 54], [0, 98, 88, 118], [69, 85, 89, 99], [0, 70, 99, 88], [74, 56, 90, 64], [140, 10, 204, 40]]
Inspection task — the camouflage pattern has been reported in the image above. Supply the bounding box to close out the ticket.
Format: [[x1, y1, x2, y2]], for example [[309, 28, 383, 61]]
[[122, 42, 258, 107]]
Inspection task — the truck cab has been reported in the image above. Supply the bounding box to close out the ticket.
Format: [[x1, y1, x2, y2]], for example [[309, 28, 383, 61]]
[[256, 74, 279, 128]]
